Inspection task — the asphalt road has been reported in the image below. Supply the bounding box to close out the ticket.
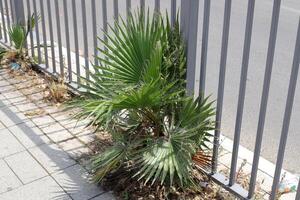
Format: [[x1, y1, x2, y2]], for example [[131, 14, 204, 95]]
[[26, 0, 300, 173]]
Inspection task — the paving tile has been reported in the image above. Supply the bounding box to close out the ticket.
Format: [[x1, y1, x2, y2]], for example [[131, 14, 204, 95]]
[[0, 121, 5, 130], [53, 164, 103, 200], [2, 91, 26, 104], [0, 159, 22, 194], [77, 132, 95, 145], [9, 122, 50, 148], [0, 129, 25, 158], [31, 114, 56, 127], [41, 123, 74, 143], [0, 106, 28, 127], [5, 151, 48, 184], [58, 138, 90, 159], [29, 143, 76, 174], [91, 192, 116, 200], [0, 83, 14, 93], [14, 101, 38, 112], [0, 176, 71, 200]]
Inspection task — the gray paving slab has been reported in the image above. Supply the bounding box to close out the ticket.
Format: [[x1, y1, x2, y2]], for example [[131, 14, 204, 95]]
[[0, 129, 25, 158], [0, 106, 28, 127], [58, 138, 90, 160], [5, 151, 48, 184], [0, 121, 5, 130], [9, 122, 50, 148], [31, 115, 56, 127], [52, 164, 103, 200], [0, 176, 71, 200], [40, 123, 74, 143], [29, 143, 76, 174], [0, 159, 22, 194]]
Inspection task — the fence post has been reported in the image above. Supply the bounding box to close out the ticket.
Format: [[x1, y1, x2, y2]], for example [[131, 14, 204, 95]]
[[181, 0, 199, 95], [11, 0, 25, 25]]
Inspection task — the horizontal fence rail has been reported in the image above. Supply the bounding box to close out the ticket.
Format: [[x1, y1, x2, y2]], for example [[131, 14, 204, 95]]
[[0, 1, 299, 199]]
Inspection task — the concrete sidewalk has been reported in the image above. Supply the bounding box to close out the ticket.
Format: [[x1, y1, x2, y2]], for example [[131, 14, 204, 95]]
[[0, 69, 114, 200]]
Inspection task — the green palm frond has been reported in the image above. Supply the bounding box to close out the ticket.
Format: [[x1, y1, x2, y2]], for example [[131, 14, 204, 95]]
[[8, 25, 26, 50]]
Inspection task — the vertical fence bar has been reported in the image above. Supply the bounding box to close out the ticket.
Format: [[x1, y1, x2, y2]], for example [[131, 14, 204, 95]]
[[4, 0, 10, 28], [9, 0, 14, 24], [198, 0, 211, 96], [54, 0, 63, 75], [81, 0, 89, 80], [11, 0, 25, 25], [229, 0, 256, 186], [114, 0, 118, 22], [184, 0, 199, 94], [171, 0, 176, 27], [0, 12, 2, 40], [296, 179, 300, 200], [32, 0, 41, 63], [91, 0, 98, 66], [46, 0, 56, 73], [140, 0, 145, 13], [248, 0, 282, 198], [113, 0, 119, 34], [212, 0, 232, 173], [155, 0, 160, 13], [63, 0, 72, 81], [4, 0, 11, 43], [71, 0, 80, 84], [102, 0, 108, 44], [27, 0, 34, 56], [0, 0, 7, 42], [126, 0, 131, 18], [39, 0, 49, 69], [180, 0, 190, 43], [269, 17, 300, 200]]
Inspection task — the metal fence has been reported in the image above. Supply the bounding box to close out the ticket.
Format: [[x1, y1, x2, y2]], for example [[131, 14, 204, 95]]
[[0, 0, 300, 199]]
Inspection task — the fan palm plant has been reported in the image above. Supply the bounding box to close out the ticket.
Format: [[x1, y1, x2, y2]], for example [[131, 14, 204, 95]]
[[0, 14, 37, 62], [68, 11, 215, 188]]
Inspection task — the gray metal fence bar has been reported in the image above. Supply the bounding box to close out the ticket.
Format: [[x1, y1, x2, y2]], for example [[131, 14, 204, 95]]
[[4, 0, 11, 44], [248, 0, 282, 198], [269, 17, 300, 200], [54, 0, 63, 75], [296, 179, 300, 200], [71, 0, 80, 83], [91, 0, 98, 66], [198, 0, 211, 96], [212, 0, 232, 173], [4, 0, 10, 28], [171, 0, 176, 27], [155, 0, 160, 13], [186, 0, 199, 94], [180, 0, 190, 43], [113, 0, 119, 33], [0, 0, 7, 42], [0, 11, 2, 40], [126, 0, 131, 18], [32, 0, 41, 63], [26, 0, 34, 56], [102, 0, 108, 43], [114, 0, 118, 22], [63, 0, 72, 81], [9, 0, 14, 24], [46, 0, 56, 73], [140, 0, 145, 13], [11, 0, 25, 25], [229, 0, 255, 186], [39, 0, 49, 69], [81, 0, 89, 80]]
